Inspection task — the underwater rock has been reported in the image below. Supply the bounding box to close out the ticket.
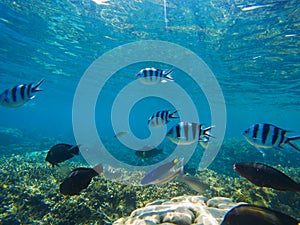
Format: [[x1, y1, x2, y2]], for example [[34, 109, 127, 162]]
[[113, 196, 239, 225], [1, 153, 299, 224], [0, 127, 23, 145], [206, 197, 235, 209]]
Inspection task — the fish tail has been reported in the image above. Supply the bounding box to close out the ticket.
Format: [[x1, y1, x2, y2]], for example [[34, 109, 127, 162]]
[[69, 145, 80, 155], [32, 79, 44, 92], [287, 136, 300, 152], [169, 110, 179, 119], [164, 68, 174, 81], [288, 142, 300, 152], [92, 163, 103, 175], [203, 125, 215, 138]]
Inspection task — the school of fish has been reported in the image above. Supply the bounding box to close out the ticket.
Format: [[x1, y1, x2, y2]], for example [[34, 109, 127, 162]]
[[2, 67, 300, 223]]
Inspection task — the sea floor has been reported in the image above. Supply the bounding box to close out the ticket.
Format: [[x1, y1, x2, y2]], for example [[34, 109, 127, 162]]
[[0, 139, 299, 224]]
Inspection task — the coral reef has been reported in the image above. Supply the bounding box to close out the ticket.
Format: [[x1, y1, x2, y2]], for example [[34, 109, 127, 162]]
[[0, 139, 299, 225], [113, 196, 240, 225]]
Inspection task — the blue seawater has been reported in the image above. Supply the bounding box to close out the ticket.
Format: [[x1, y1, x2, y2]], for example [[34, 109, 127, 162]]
[[0, 0, 300, 223]]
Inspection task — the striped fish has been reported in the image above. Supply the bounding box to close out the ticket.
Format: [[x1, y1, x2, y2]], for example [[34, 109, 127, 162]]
[[166, 121, 214, 146], [0, 79, 44, 108], [148, 110, 179, 128], [136, 67, 174, 84], [243, 123, 300, 155]]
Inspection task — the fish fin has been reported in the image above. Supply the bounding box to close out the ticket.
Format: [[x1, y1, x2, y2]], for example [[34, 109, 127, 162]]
[[288, 142, 300, 152], [287, 135, 300, 141], [32, 79, 44, 92], [199, 136, 210, 142], [202, 125, 215, 139], [199, 140, 209, 149], [169, 110, 179, 119], [92, 164, 103, 174], [69, 145, 80, 155], [163, 68, 174, 76], [287, 136, 300, 151], [163, 68, 174, 81]]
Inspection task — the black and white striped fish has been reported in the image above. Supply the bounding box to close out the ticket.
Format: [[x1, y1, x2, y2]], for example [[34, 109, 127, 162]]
[[167, 121, 214, 146], [243, 123, 300, 155], [0, 79, 44, 108], [148, 110, 179, 128], [136, 67, 174, 84]]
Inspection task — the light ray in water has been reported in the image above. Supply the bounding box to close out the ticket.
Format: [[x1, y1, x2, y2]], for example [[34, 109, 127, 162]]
[[163, 0, 168, 29]]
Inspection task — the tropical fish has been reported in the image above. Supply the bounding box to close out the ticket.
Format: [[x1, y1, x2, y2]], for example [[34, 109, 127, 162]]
[[148, 110, 179, 128], [141, 158, 184, 185], [141, 158, 210, 193], [114, 131, 129, 138], [233, 162, 300, 192], [220, 204, 299, 225], [167, 121, 214, 146], [177, 175, 209, 193], [59, 164, 103, 196], [243, 123, 300, 156], [136, 67, 174, 84], [239, 4, 274, 11], [45, 143, 80, 167], [135, 147, 164, 159], [91, 0, 110, 6], [0, 79, 44, 108], [103, 164, 122, 180]]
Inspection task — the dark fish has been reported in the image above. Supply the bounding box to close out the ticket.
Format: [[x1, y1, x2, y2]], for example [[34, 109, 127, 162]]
[[243, 123, 300, 156], [234, 162, 300, 192], [136, 67, 174, 84], [167, 121, 214, 146], [45, 143, 80, 167], [59, 164, 103, 196], [220, 204, 299, 225], [135, 147, 163, 159], [114, 131, 129, 138], [0, 79, 44, 108], [148, 110, 179, 128]]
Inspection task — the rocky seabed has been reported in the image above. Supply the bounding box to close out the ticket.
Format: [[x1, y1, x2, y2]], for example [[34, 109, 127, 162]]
[[114, 195, 244, 225]]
